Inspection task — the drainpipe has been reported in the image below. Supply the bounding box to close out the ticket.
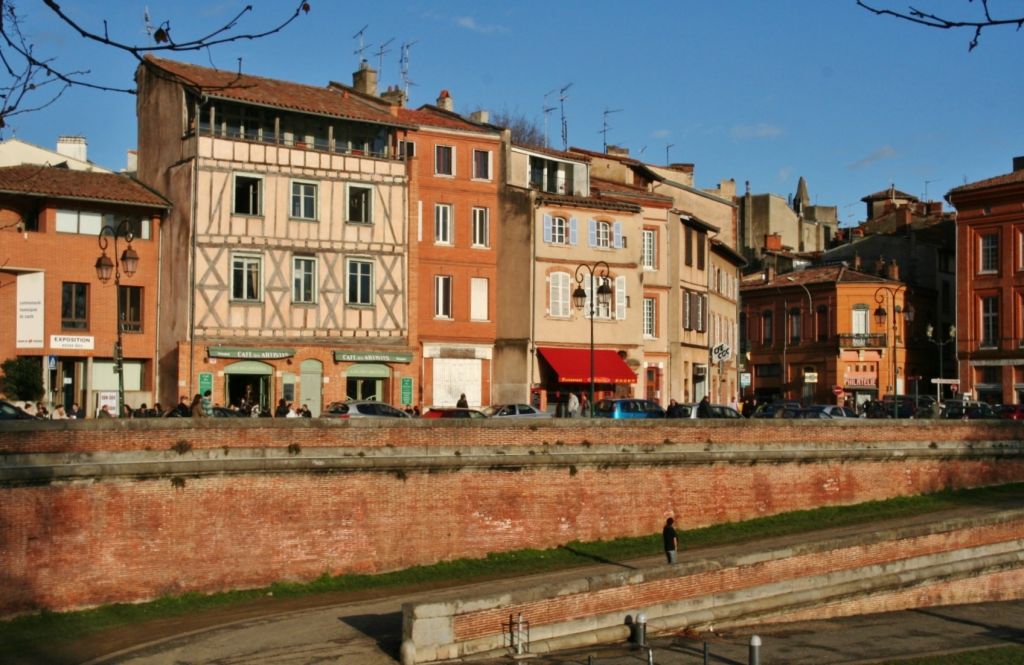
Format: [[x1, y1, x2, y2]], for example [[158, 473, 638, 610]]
[[186, 98, 203, 399]]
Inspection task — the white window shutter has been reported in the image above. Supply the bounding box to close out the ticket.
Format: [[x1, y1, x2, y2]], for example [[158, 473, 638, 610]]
[[543, 214, 553, 243], [615, 276, 626, 320], [588, 219, 597, 247], [613, 222, 623, 249], [569, 217, 578, 245]]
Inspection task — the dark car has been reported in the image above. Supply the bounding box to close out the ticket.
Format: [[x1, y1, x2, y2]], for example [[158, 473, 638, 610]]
[[322, 401, 411, 419], [880, 396, 917, 419], [803, 404, 860, 419], [940, 401, 999, 420], [997, 404, 1024, 420], [421, 407, 487, 419], [592, 398, 665, 419], [0, 400, 36, 420], [666, 403, 742, 419], [209, 406, 248, 417], [751, 401, 801, 419]]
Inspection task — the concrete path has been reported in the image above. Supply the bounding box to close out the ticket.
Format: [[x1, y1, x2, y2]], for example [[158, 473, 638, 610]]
[[74, 491, 1024, 665]]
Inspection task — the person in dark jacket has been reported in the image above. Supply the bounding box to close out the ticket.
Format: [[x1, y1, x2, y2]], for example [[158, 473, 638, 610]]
[[663, 517, 679, 563], [696, 396, 711, 418]]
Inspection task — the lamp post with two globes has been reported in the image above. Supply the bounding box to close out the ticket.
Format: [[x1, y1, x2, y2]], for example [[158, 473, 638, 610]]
[[95, 221, 140, 418], [572, 261, 612, 417]]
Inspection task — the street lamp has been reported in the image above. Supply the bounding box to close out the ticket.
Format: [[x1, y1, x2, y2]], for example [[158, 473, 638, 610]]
[[572, 261, 612, 417], [874, 286, 914, 418], [95, 220, 140, 418], [785, 276, 814, 403], [926, 324, 956, 401]]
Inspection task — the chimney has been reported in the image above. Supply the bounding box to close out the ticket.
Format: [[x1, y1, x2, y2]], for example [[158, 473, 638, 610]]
[[764, 264, 776, 283], [606, 145, 629, 157], [469, 109, 489, 124], [436, 89, 454, 112], [764, 233, 783, 251], [56, 136, 87, 163], [352, 60, 378, 96], [1014, 156, 1024, 172], [380, 85, 407, 108], [125, 150, 137, 174], [887, 260, 900, 281], [669, 163, 695, 174]]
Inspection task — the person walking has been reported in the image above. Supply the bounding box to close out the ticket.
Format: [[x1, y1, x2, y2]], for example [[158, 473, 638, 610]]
[[696, 395, 711, 418], [663, 517, 679, 564], [190, 394, 207, 417], [566, 392, 580, 418], [274, 398, 290, 418], [456, 393, 469, 408], [579, 392, 589, 417]]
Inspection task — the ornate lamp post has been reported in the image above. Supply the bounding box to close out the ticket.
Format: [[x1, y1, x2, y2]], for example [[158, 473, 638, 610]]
[[926, 324, 956, 401], [95, 221, 140, 418], [874, 286, 913, 418], [572, 261, 612, 417]]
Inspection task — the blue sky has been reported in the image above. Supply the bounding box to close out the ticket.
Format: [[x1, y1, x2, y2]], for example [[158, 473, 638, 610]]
[[7, 1, 1021, 225]]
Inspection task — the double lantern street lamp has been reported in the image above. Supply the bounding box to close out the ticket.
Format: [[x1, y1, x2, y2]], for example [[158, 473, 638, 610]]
[[95, 221, 140, 418], [873, 286, 913, 418], [572, 261, 612, 417], [926, 323, 956, 401]]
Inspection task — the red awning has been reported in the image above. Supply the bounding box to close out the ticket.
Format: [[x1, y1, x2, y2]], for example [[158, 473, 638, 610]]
[[537, 347, 637, 384]]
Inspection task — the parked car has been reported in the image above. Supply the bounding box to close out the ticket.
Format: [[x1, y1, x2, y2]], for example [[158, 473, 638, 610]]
[[802, 404, 860, 419], [482, 403, 551, 419], [939, 400, 999, 420], [421, 407, 488, 419], [0, 400, 36, 420], [592, 398, 665, 419], [208, 406, 248, 418], [880, 396, 917, 418], [798, 408, 834, 419], [321, 400, 411, 419], [665, 402, 742, 419], [751, 401, 801, 419], [997, 404, 1024, 420]]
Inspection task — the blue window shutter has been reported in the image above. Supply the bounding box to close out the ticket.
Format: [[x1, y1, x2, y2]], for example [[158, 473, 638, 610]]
[[613, 222, 623, 249], [588, 219, 597, 247], [569, 217, 578, 245], [543, 214, 552, 243]]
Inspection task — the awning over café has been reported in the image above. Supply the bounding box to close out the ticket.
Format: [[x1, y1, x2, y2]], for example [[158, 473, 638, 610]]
[[537, 347, 636, 384]]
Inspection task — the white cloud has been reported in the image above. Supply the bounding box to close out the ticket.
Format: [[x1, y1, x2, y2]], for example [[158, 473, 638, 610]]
[[652, 129, 671, 139], [777, 167, 793, 183], [731, 123, 783, 140], [455, 16, 505, 33], [848, 146, 897, 170]]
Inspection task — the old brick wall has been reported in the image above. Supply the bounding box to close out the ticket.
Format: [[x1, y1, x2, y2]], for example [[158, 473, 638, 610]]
[[0, 419, 1022, 615]]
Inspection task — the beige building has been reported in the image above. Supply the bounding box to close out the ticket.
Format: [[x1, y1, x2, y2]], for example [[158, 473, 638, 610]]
[[136, 57, 415, 413]]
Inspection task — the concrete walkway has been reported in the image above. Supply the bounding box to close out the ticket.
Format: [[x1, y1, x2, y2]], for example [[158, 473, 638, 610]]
[[73, 491, 1024, 665]]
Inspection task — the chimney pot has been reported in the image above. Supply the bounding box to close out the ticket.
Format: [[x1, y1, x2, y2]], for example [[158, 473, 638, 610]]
[[437, 89, 454, 111], [1014, 156, 1024, 172], [56, 135, 87, 163], [352, 60, 378, 96]]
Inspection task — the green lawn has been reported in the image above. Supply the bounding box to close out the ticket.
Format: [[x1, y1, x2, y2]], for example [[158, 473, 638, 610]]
[[2, 482, 1021, 654], [880, 645, 1024, 664]]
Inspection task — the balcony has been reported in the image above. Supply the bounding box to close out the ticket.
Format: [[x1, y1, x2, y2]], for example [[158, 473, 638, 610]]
[[838, 333, 887, 349]]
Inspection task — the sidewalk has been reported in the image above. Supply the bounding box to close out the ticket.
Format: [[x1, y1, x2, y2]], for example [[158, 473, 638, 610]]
[[65, 488, 1024, 665]]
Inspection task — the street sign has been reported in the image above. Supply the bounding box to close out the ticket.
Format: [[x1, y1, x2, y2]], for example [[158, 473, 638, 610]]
[[739, 372, 751, 388], [712, 343, 732, 363], [47, 355, 56, 371], [832, 386, 844, 396], [804, 372, 818, 384], [400, 377, 414, 406], [931, 378, 959, 384]]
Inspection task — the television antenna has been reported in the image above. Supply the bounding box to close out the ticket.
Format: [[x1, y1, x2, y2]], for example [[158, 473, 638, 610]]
[[600, 107, 623, 152], [399, 41, 418, 95], [352, 24, 371, 62], [665, 143, 675, 165], [374, 38, 394, 76], [542, 88, 558, 148], [559, 83, 573, 151], [923, 178, 941, 202]]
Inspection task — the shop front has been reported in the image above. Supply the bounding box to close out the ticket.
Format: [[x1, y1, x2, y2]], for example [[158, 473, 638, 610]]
[[207, 346, 295, 415], [333, 350, 415, 408], [536, 347, 636, 412]]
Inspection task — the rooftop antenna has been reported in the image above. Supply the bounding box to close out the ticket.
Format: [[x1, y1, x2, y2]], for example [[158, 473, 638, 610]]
[[374, 37, 394, 76], [639, 146, 647, 157], [600, 107, 622, 152], [352, 24, 371, 63], [665, 143, 674, 165], [399, 40, 418, 95], [559, 83, 573, 151], [542, 88, 557, 148], [924, 178, 941, 202]]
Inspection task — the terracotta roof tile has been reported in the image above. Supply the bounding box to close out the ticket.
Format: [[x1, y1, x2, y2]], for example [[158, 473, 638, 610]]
[[512, 143, 591, 162], [0, 165, 168, 208], [145, 57, 408, 128], [861, 186, 918, 202], [947, 169, 1024, 196], [742, 265, 900, 292], [396, 105, 500, 134]]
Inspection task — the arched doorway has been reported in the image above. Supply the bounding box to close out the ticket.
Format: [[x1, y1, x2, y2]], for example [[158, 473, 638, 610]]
[[346, 363, 390, 401], [224, 360, 273, 414], [300, 359, 323, 416]]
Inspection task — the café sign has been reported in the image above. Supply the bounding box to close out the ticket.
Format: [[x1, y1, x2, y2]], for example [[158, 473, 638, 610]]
[[207, 346, 294, 360], [333, 351, 413, 363]]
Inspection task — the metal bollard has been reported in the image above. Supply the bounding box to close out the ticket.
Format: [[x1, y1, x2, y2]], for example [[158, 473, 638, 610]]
[[647, 646, 654, 664], [631, 612, 647, 647], [749, 635, 761, 665], [703, 640, 710, 665]]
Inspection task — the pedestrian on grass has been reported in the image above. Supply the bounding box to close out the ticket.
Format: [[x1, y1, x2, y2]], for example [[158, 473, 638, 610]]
[[663, 517, 679, 564]]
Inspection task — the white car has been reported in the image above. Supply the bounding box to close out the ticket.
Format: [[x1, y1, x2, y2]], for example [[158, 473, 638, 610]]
[[481, 403, 551, 419]]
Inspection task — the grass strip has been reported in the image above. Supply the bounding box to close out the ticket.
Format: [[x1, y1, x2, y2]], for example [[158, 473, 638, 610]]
[[879, 645, 1024, 664], [2, 482, 1021, 652]]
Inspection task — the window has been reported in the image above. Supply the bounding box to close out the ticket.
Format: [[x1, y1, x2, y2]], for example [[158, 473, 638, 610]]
[[292, 256, 317, 304], [694, 293, 705, 331], [470, 277, 488, 321], [549, 272, 570, 317], [435, 145, 454, 176], [644, 297, 656, 337], [435, 275, 452, 318], [592, 220, 611, 248], [816, 306, 828, 342], [980, 233, 999, 273], [683, 290, 692, 330], [472, 150, 492, 180], [981, 295, 999, 347], [55, 210, 152, 239], [61, 282, 88, 330], [696, 230, 706, 270], [434, 204, 452, 244], [347, 184, 373, 224], [583, 276, 611, 319], [755, 364, 781, 378], [231, 254, 262, 301], [852, 304, 869, 335], [472, 207, 489, 247], [543, 215, 574, 245], [762, 310, 773, 344], [789, 308, 801, 343], [346, 258, 373, 306], [233, 174, 262, 216], [685, 227, 693, 266], [641, 229, 656, 269], [118, 286, 143, 333], [398, 140, 416, 158], [283, 181, 315, 220]]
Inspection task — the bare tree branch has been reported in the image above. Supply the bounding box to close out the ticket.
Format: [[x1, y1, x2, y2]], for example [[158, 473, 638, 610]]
[[857, 0, 1024, 51], [0, 1, 310, 127]]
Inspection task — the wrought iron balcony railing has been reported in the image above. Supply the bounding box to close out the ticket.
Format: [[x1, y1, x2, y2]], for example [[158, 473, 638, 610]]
[[838, 333, 887, 349]]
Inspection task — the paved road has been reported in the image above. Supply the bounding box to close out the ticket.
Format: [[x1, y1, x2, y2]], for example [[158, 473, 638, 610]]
[[71, 491, 1024, 665]]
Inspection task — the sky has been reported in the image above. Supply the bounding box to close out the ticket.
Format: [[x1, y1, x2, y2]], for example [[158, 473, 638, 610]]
[[5, 0, 1022, 226]]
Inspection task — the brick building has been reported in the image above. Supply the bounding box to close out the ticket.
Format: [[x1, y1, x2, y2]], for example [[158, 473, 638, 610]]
[[0, 165, 167, 415], [946, 157, 1024, 404], [136, 57, 415, 414]]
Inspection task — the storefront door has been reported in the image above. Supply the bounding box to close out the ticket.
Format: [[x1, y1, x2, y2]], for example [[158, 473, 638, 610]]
[[224, 360, 273, 414], [346, 363, 390, 402]]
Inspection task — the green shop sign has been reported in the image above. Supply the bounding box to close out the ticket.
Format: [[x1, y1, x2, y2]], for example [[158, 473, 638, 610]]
[[333, 350, 413, 363], [207, 346, 295, 360]]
